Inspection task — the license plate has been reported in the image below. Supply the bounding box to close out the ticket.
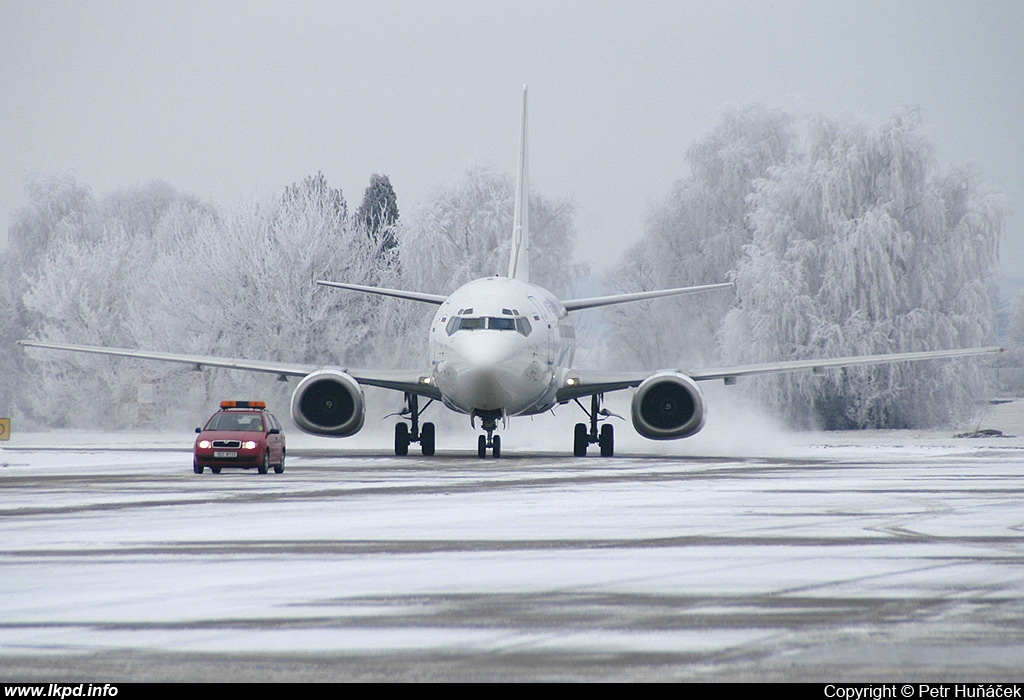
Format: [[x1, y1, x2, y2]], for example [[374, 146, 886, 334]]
[[213, 451, 237, 458]]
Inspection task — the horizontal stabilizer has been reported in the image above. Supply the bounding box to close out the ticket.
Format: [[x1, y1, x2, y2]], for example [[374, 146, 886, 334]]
[[562, 282, 734, 312], [316, 280, 447, 305]]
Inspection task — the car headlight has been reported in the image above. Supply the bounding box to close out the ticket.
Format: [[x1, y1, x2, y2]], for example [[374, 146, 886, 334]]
[[198, 440, 211, 449], [243, 441, 258, 450]]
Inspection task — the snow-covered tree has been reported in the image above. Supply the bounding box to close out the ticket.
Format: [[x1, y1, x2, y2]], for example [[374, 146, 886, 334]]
[[402, 164, 585, 298], [721, 110, 1002, 428], [604, 106, 794, 369], [18, 182, 218, 427], [355, 173, 400, 259], [2, 174, 98, 419]]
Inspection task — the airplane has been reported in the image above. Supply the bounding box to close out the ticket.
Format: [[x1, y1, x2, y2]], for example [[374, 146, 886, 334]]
[[19, 87, 1003, 458]]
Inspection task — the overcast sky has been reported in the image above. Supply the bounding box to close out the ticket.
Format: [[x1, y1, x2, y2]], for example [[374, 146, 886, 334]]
[[2, 0, 1022, 278]]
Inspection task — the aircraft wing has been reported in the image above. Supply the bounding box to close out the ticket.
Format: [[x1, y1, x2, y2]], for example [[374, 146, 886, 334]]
[[687, 346, 1004, 383], [17, 340, 442, 400], [556, 346, 1003, 401]]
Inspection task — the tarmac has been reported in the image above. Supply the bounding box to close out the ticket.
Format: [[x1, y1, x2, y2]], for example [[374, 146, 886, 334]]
[[1, 401, 1023, 681]]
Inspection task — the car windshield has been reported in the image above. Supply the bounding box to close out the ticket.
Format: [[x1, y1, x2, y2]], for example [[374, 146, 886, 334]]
[[206, 413, 264, 431]]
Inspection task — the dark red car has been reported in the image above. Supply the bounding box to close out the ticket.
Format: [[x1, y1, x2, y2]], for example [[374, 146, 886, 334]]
[[193, 401, 286, 474]]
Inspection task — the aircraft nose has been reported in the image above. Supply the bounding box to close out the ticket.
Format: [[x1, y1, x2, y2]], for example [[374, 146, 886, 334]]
[[447, 332, 523, 410], [456, 332, 517, 368]]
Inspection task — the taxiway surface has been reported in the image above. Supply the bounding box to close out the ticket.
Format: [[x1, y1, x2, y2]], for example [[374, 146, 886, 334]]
[[2, 422, 1023, 681]]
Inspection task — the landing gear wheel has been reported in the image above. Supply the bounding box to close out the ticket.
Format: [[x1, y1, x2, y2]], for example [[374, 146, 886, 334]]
[[193, 461, 203, 474], [574, 423, 588, 457], [492, 434, 501, 459], [258, 452, 269, 474], [421, 422, 435, 456], [395, 423, 410, 456], [274, 452, 285, 474], [478, 435, 487, 458], [599, 423, 614, 457]]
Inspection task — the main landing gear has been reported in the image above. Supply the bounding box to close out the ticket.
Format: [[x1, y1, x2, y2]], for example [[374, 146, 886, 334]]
[[472, 409, 503, 458], [573, 393, 617, 457], [394, 393, 436, 456]]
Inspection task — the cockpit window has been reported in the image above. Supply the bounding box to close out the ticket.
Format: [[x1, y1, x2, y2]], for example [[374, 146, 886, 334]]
[[446, 315, 533, 336], [460, 317, 487, 331], [489, 317, 516, 331], [516, 316, 532, 336]]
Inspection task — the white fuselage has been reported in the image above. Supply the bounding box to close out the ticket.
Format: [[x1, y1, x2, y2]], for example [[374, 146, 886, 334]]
[[429, 277, 575, 417]]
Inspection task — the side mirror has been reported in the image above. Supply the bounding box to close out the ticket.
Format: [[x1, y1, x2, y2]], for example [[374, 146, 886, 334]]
[[268, 428, 280, 435], [195, 427, 201, 433]]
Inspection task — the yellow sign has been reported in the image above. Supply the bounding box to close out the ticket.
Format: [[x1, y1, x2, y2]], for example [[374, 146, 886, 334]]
[[0, 418, 9, 441]]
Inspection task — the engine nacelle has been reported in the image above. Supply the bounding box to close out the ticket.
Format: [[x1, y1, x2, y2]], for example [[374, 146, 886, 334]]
[[290, 369, 365, 437], [631, 372, 706, 440]]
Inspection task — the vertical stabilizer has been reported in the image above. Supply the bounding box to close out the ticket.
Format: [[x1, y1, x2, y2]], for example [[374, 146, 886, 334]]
[[508, 85, 530, 281]]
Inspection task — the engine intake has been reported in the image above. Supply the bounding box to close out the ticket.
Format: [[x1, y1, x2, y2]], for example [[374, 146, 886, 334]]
[[631, 372, 706, 440], [291, 369, 365, 436]]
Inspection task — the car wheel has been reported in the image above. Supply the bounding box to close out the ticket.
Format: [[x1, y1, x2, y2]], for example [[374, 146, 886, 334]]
[[258, 452, 269, 474], [193, 460, 203, 474], [211, 466, 222, 474], [274, 451, 285, 474]]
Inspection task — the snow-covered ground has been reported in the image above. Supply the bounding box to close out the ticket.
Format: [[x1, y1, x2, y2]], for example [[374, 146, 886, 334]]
[[1, 401, 1022, 681]]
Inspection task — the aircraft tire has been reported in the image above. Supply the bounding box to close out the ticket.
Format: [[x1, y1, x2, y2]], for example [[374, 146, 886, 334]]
[[477, 435, 487, 458], [573, 423, 588, 457], [599, 423, 614, 457], [492, 434, 501, 459], [421, 422, 435, 456], [395, 423, 410, 456]]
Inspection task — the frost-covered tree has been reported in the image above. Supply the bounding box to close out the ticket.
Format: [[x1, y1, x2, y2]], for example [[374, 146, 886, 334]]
[[721, 110, 1002, 428], [2, 174, 97, 419], [19, 182, 218, 427], [145, 176, 406, 408], [402, 164, 584, 298], [18, 173, 412, 428], [355, 173, 400, 259], [381, 164, 585, 365], [996, 288, 1024, 393], [604, 106, 794, 369]]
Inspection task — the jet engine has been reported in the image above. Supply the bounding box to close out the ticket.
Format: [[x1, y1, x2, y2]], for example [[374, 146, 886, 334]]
[[290, 369, 365, 436], [631, 372, 706, 440]]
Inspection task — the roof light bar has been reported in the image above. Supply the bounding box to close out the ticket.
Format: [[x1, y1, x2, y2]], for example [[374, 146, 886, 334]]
[[219, 400, 266, 409]]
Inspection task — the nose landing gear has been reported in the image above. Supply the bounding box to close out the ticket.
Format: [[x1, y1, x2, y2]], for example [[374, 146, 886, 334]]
[[472, 409, 504, 458], [394, 393, 436, 456]]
